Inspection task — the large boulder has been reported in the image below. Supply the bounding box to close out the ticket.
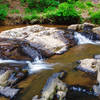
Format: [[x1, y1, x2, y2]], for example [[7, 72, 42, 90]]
[[0, 25, 69, 58], [92, 27, 100, 35], [0, 39, 31, 60], [68, 23, 95, 31], [32, 71, 68, 100]]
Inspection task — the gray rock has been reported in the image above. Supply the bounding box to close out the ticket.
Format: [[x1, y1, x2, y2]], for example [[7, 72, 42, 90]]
[[0, 86, 19, 99], [92, 27, 100, 35], [68, 23, 95, 31], [0, 25, 69, 58], [0, 70, 12, 86], [32, 72, 68, 100], [94, 55, 100, 59], [76, 59, 97, 73]]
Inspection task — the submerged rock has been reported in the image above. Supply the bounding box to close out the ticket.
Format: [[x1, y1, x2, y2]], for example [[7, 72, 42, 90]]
[[0, 25, 69, 58], [32, 71, 68, 100]]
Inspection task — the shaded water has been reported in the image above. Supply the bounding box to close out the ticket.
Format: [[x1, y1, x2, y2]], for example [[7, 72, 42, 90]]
[[0, 25, 100, 100]]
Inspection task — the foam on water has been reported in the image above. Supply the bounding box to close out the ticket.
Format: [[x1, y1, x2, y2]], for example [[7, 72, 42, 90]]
[[0, 57, 56, 74], [26, 57, 55, 74], [74, 32, 100, 45]]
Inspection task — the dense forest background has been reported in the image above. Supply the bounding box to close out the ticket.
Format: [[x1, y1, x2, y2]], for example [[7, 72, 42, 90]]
[[0, 0, 100, 25]]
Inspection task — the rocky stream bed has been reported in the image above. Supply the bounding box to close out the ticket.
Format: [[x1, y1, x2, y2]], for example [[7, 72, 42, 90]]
[[0, 23, 100, 100]]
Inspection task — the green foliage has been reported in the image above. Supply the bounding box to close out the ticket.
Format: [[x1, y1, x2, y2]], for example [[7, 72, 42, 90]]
[[26, 0, 59, 10], [0, 9, 7, 20], [0, 4, 8, 20], [75, 1, 85, 9], [43, 7, 57, 13], [24, 11, 39, 21], [46, 2, 81, 24], [86, 1, 94, 7], [90, 10, 100, 24], [20, 0, 26, 3], [67, 0, 77, 4], [10, 9, 20, 14]]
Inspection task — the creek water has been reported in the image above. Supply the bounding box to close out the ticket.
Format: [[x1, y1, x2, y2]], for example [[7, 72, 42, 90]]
[[0, 25, 100, 100]]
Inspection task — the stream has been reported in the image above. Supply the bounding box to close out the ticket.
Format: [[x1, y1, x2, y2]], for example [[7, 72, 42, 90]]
[[0, 25, 100, 100]]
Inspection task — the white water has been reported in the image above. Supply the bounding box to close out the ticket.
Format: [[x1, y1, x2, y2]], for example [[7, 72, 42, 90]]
[[26, 57, 55, 74], [0, 57, 56, 74], [74, 32, 100, 45]]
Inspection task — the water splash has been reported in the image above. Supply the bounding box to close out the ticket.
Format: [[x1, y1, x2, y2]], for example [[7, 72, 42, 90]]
[[0, 57, 56, 74], [26, 57, 55, 74], [74, 32, 100, 45]]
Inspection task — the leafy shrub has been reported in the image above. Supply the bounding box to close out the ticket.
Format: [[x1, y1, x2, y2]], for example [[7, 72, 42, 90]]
[[86, 1, 94, 7], [43, 7, 57, 13], [0, 4, 8, 20], [75, 1, 85, 9], [90, 10, 100, 24], [0, 9, 7, 20], [26, 0, 59, 10], [24, 11, 39, 21], [20, 0, 26, 3], [10, 9, 20, 14], [46, 2, 81, 24]]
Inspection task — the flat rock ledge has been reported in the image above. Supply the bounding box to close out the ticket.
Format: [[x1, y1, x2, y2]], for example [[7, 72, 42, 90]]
[[32, 71, 68, 100], [0, 25, 69, 58], [76, 58, 100, 73], [67, 23, 95, 31], [0, 86, 19, 99]]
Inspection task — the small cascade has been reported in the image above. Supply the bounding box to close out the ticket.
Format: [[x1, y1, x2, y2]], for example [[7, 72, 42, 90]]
[[74, 32, 100, 45], [0, 57, 55, 74], [26, 56, 54, 74]]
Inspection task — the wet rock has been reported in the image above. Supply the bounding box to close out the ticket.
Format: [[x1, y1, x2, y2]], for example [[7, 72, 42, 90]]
[[92, 27, 100, 35], [57, 91, 66, 100], [0, 25, 69, 57], [0, 70, 12, 86], [68, 23, 95, 31], [94, 55, 100, 59], [68, 24, 79, 30], [93, 62, 100, 96], [0, 39, 31, 60], [8, 70, 28, 86], [0, 86, 19, 99], [32, 71, 68, 100], [76, 59, 98, 73]]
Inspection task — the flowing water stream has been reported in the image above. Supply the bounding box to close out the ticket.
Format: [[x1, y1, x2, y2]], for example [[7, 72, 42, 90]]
[[0, 25, 100, 100]]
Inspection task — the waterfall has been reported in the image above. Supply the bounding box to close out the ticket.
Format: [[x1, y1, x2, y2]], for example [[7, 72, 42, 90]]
[[26, 57, 55, 74], [0, 57, 55, 74], [74, 32, 100, 45]]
